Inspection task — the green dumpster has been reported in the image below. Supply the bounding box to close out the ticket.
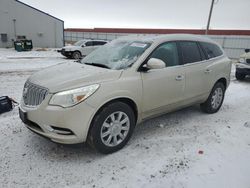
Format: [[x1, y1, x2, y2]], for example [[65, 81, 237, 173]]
[[14, 40, 33, 52], [23, 40, 33, 51], [14, 41, 24, 52]]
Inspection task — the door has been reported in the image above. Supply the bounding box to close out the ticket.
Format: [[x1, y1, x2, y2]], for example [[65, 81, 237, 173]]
[[178, 41, 213, 101], [81, 41, 94, 56], [141, 42, 185, 117], [92, 41, 107, 50]]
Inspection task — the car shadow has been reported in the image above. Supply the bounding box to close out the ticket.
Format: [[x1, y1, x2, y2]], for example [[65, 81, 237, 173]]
[[26, 105, 207, 161], [132, 105, 204, 140], [232, 75, 250, 83]]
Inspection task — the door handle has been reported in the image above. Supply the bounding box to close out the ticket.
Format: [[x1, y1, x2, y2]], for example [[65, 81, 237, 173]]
[[175, 75, 184, 81], [204, 69, 212, 74]]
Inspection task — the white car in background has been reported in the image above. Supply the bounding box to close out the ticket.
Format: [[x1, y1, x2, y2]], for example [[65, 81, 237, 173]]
[[235, 49, 250, 80], [59, 40, 108, 59]]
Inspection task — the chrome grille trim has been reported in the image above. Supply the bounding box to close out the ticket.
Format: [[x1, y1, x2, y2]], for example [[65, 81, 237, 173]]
[[23, 81, 49, 107]]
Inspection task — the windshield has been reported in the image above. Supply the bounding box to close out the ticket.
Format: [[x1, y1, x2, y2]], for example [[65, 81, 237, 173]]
[[81, 40, 151, 70], [74, 40, 85, 46]]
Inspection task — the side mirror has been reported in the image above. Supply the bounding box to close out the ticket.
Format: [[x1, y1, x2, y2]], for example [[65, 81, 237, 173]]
[[147, 58, 166, 69], [245, 49, 250, 53], [81, 45, 85, 47]]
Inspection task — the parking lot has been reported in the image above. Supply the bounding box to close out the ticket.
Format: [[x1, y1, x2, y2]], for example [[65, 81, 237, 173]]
[[0, 48, 250, 188]]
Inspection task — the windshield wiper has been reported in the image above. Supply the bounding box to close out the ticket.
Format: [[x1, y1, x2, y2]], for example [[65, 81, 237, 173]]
[[84, 62, 110, 69]]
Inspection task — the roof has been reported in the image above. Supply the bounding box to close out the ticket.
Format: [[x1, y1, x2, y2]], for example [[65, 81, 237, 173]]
[[77, 39, 107, 42], [15, 0, 64, 22], [116, 34, 215, 44], [65, 28, 250, 36]]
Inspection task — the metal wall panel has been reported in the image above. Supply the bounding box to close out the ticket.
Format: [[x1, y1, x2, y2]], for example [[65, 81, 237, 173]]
[[0, 0, 64, 48], [64, 31, 250, 59]]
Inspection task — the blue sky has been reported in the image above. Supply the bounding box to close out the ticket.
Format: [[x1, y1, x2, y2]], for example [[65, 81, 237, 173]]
[[21, 0, 250, 29]]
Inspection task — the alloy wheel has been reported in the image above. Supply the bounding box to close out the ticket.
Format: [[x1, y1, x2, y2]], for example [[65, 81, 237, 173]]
[[100, 111, 130, 147], [211, 87, 223, 109]]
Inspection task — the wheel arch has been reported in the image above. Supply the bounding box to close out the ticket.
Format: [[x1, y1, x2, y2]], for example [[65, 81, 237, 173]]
[[216, 77, 227, 88], [86, 97, 139, 139], [73, 50, 82, 57]]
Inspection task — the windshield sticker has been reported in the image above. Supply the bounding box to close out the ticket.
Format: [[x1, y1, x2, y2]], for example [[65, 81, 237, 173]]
[[130, 43, 147, 48]]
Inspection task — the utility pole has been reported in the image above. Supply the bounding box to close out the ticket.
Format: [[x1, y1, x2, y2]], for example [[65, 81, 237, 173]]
[[205, 0, 215, 35], [13, 19, 17, 39]]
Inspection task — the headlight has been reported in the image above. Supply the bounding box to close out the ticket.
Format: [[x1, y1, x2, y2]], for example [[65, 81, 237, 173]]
[[49, 84, 99, 107], [239, 58, 245, 63]]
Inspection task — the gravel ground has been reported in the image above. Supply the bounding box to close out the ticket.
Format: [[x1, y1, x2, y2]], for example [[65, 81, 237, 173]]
[[0, 48, 250, 188]]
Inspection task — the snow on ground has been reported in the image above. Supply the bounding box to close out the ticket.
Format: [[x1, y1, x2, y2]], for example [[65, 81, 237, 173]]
[[0, 48, 72, 72], [0, 49, 250, 188]]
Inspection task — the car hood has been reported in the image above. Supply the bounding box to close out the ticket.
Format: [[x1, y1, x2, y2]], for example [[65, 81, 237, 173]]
[[28, 62, 122, 93], [240, 52, 250, 59], [62, 46, 81, 51]]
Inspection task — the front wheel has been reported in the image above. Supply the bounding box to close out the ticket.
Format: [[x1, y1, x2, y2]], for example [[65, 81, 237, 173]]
[[200, 82, 225, 114], [88, 102, 136, 154], [72, 51, 82, 59]]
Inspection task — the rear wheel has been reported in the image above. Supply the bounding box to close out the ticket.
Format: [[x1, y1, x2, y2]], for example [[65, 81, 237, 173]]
[[200, 82, 225, 114], [88, 102, 136, 154], [235, 72, 245, 80], [72, 51, 81, 59]]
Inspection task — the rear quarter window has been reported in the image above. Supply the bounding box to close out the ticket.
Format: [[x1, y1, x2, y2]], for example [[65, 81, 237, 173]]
[[200, 42, 223, 59]]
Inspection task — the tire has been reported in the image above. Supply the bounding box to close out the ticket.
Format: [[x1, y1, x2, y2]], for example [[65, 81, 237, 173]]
[[235, 72, 245, 80], [88, 102, 136, 154], [64, 55, 71, 59], [72, 51, 81, 59], [200, 82, 225, 114]]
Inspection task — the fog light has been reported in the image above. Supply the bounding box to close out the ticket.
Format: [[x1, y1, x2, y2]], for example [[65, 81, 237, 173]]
[[44, 125, 54, 132], [51, 126, 74, 135]]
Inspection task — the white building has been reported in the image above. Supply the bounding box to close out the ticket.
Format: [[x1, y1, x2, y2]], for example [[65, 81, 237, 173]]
[[0, 0, 64, 48]]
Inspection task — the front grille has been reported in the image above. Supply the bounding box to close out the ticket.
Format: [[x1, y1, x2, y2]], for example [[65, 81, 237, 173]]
[[246, 59, 250, 64], [61, 49, 65, 54], [23, 81, 49, 107]]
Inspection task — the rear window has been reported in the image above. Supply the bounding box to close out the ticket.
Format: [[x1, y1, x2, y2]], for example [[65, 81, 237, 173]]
[[200, 42, 223, 59], [179, 41, 201, 64]]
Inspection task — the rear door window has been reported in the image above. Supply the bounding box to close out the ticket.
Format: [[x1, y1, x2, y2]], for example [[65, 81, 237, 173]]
[[93, 41, 105, 46], [179, 41, 202, 64]]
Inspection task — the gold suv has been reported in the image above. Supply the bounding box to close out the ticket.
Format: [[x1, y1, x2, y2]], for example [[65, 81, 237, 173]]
[[19, 34, 232, 153]]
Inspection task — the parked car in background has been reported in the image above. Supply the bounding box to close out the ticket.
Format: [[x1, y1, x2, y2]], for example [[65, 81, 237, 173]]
[[20, 34, 231, 154], [235, 49, 250, 80], [59, 39, 107, 59]]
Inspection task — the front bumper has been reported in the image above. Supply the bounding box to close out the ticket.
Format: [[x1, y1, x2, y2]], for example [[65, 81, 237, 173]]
[[19, 95, 96, 144], [61, 49, 73, 57], [236, 63, 250, 75]]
